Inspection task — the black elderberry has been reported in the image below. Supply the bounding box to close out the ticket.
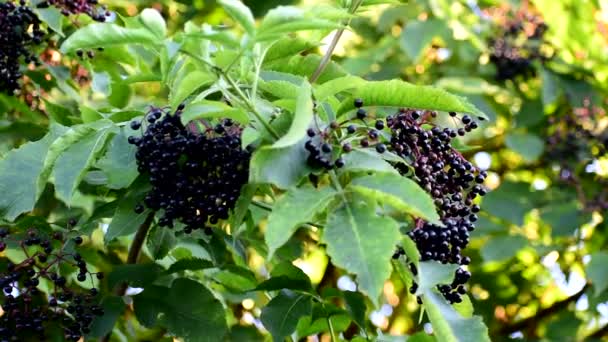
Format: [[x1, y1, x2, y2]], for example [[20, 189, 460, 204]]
[[73, 236, 83, 245], [375, 143, 386, 154], [347, 125, 356, 134], [0, 1, 46, 94], [0, 228, 103, 340], [354, 98, 364, 108], [388, 108, 485, 302], [342, 143, 352, 153], [131, 106, 251, 232], [356, 108, 367, 120]]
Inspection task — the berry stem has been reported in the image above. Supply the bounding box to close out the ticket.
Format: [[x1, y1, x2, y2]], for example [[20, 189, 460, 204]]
[[309, 0, 364, 83]]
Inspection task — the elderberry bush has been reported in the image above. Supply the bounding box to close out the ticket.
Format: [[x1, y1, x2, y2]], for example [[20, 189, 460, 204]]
[[0, 228, 104, 341], [488, 9, 549, 81], [129, 106, 251, 232], [0, 1, 45, 94]]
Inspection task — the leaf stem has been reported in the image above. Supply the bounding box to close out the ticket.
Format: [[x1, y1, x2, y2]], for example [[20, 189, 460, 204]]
[[328, 316, 338, 342], [309, 0, 364, 83]]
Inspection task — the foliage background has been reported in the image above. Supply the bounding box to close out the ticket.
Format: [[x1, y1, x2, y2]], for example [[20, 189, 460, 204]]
[[1, 0, 608, 341]]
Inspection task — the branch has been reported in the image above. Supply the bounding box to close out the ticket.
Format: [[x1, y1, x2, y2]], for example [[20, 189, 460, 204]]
[[100, 212, 155, 342], [494, 284, 589, 336], [309, 0, 364, 83]]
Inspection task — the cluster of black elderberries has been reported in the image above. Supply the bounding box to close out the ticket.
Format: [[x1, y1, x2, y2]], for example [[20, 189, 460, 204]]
[[488, 9, 549, 81], [386, 108, 486, 303], [0, 227, 104, 341], [128, 105, 251, 233], [0, 1, 45, 94], [303, 99, 388, 170], [37, 0, 110, 21]]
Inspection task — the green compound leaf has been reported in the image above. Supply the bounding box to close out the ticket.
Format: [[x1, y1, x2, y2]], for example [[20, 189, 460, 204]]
[[273, 80, 313, 148], [97, 130, 139, 190], [52, 127, 114, 205], [159, 278, 229, 342], [323, 202, 400, 306], [337, 80, 487, 119], [146, 224, 176, 260], [61, 23, 160, 53], [417, 261, 459, 295], [165, 258, 214, 275], [170, 71, 216, 109], [139, 8, 166, 38], [249, 139, 312, 189], [180, 100, 249, 126], [349, 172, 441, 225], [0, 123, 67, 221], [261, 290, 312, 342], [219, 0, 256, 36], [105, 180, 152, 243], [255, 261, 313, 292], [265, 185, 336, 258], [423, 290, 490, 342]]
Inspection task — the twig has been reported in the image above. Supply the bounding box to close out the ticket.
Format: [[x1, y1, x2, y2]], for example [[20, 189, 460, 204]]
[[309, 0, 364, 83], [100, 212, 155, 342]]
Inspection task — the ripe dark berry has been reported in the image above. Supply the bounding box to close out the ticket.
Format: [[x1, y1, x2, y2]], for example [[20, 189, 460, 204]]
[[461, 115, 471, 125], [360, 139, 369, 147], [73, 236, 83, 245], [96, 272, 104, 280], [354, 98, 364, 108], [130, 120, 141, 130], [375, 144, 386, 153], [342, 143, 353, 153], [134, 204, 144, 214], [321, 143, 332, 153], [356, 108, 367, 120], [306, 128, 316, 137], [335, 158, 345, 168], [375, 120, 385, 130], [347, 125, 356, 134], [134, 107, 250, 232]]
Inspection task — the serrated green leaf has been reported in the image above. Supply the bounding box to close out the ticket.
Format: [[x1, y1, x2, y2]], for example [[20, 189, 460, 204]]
[[343, 291, 367, 328], [273, 80, 313, 148], [105, 182, 152, 243], [96, 131, 138, 190], [265, 54, 347, 84], [88, 296, 126, 338], [165, 258, 214, 274], [61, 23, 160, 53], [423, 290, 490, 342], [146, 225, 176, 260], [213, 265, 258, 292], [261, 290, 312, 342], [249, 139, 312, 189], [255, 262, 312, 292], [349, 172, 441, 225], [0, 123, 68, 221], [108, 264, 163, 290], [36, 7, 64, 37], [219, 0, 256, 36], [170, 71, 215, 109], [340, 149, 399, 174], [400, 19, 449, 61], [417, 261, 458, 295], [314, 76, 365, 101], [266, 185, 336, 258], [337, 80, 487, 119], [323, 202, 400, 305], [52, 127, 114, 205], [159, 278, 228, 342], [180, 100, 249, 125], [259, 80, 299, 99], [140, 8, 166, 38]]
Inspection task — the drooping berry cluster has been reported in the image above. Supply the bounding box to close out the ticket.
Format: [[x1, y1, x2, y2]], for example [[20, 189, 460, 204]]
[[0, 1, 45, 94], [386, 108, 486, 303], [303, 99, 388, 171], [129, 106, 251, 232], [0, 228, 104, 341], [37, 0, 110, 21], [488, 8, 549, 81]]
